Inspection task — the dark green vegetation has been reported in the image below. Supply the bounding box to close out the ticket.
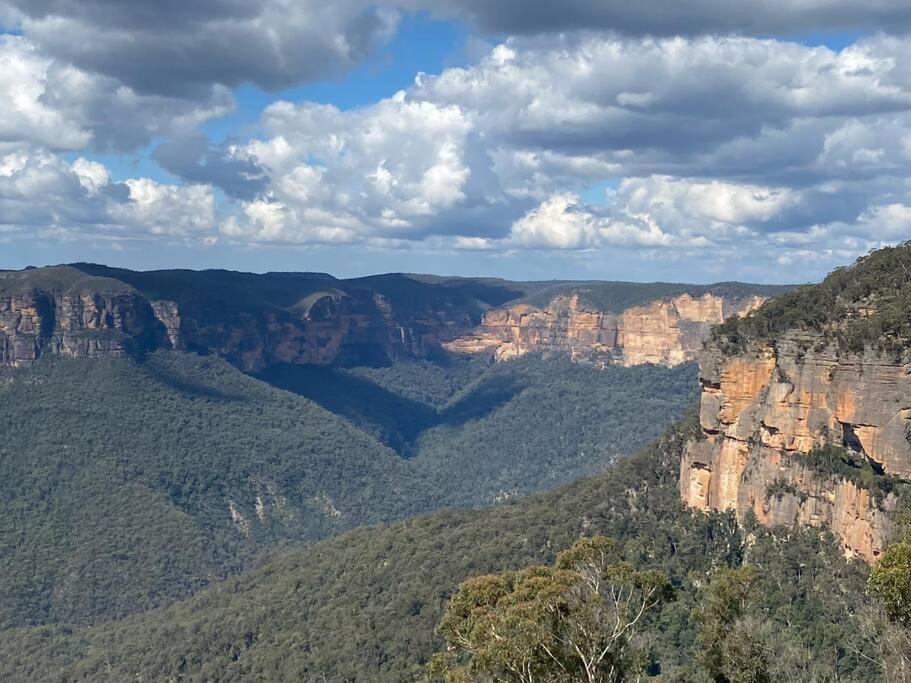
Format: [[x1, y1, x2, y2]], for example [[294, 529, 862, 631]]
[[0, 351, 696, 633], [802, 445, 911, 505], [429, 536, 673, 682], [0, 418, 882, 681], [7, 261, 789, 322], [714, 242, 911, 355]]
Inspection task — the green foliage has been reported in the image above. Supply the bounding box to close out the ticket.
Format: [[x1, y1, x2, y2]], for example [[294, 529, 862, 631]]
[[520, 281, 790, 313], [868, 532, 911, 625], [259, 355, 699, 505], [432, 536, 672, 682], [714, 242, 911, 355], [802, 445, 909, 505], [765, 478, 807, 502], [0, 352, 696, 631], [0, 418, 880, 682], [694, 566, 761, 679]]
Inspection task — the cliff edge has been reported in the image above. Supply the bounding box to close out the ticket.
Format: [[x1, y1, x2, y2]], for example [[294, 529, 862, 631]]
[[680, 245, 911, 562]]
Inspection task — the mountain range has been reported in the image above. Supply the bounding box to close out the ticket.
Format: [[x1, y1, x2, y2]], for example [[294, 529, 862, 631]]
[[5, 251, 911, 680]]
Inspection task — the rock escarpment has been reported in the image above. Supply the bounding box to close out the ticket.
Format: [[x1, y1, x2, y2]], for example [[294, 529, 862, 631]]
[[172, 289, 476, 371], [444, 292, 765, 366], [679, 334, 910, 562], [0, 267, 481, 370], [0, 265, 781, 372], [0, 270, 171, 367]]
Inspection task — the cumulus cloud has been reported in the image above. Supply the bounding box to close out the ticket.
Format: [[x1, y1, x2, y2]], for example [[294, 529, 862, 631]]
[[413, 34, 911, 182], [224, 92, 494, 244], [2, 0, 398, 99], [0, 35, 231, 152], [0, 149, 216, 241], [4, 5, 911, 281], [409, 0, 911, 37], [208, 33, 911, 264], [152, 134, 268, 201]]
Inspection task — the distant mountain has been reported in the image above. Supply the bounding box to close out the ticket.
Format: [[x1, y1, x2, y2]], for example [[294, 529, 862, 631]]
[[1, 263, 791, 370]]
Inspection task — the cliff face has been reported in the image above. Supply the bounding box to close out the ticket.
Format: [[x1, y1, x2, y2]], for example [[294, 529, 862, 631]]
[[173, 290, 475, 371], [0, 287, 171, 367], [444, 293, 765, 366], [0, 269, 479, 371], [679, 334, 911, 561], [0, 266, 778, 373]]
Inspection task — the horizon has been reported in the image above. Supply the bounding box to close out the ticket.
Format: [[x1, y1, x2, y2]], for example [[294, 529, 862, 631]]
[[0, 259, 810, 287]]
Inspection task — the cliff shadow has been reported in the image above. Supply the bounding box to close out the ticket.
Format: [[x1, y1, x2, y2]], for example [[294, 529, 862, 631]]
[[255, 364, 438, 454], [254, 362, 524, 457], [138, 356, 250, 403]]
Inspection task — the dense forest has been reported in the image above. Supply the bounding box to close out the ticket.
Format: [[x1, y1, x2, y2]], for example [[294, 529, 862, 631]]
[[0, 417, 891, 681], [714, 242, 911, 354], [0, 351, 696, 631]]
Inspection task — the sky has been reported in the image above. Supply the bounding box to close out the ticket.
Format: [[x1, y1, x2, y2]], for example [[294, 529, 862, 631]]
[[2, 2, 911, 283]]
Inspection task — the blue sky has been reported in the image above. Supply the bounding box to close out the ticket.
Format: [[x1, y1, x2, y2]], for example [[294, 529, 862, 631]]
[[2, 1, 910, 283]]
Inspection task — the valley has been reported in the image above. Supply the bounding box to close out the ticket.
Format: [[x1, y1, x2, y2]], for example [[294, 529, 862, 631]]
[[3, 249, 911, 680]]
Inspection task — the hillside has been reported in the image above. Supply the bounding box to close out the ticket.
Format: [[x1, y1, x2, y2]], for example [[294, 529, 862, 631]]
[[0, 418, 878, 681], [0, 351, 697, 631], [713, 242, 911, 355]]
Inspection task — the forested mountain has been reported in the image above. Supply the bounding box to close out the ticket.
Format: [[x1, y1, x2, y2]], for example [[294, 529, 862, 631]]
[[1, 263, 788, 370], [0, 418, 881, 681], [0, 351, 696, 632]]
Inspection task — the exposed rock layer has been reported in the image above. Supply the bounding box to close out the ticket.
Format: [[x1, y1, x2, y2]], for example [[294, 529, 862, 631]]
[[0, 288, 170, 367], [0, 284, 474, 371], [680, 334, 911, 562], [0, 266, 774, 372], [444, 293, 765, 366]]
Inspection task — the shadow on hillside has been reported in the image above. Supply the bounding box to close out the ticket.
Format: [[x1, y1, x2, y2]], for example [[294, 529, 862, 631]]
[[255, 363, 523, 456], [140, 358, 249, 403]]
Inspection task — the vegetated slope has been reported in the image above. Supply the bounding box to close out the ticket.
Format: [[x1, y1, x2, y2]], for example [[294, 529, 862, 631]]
[[0, 418, 876, 682], [0, 352, 696, 631], [0, 352, 417, 630], [713, 241, 911, 354], [260, 357, 699, 505], [69, 263, 529, 322]]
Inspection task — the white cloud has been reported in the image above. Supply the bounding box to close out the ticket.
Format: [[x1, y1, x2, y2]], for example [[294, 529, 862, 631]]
[[0, 149, 217, 241], [2, 0, 398, 98], [0, 35, 231, 152]]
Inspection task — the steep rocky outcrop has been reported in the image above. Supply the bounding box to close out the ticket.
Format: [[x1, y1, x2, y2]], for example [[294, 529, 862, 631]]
[[0, 270, 171, 367], [172, 289, 476, 371], [444, 292, 766, 367], [0, 265, 779, 372], [0, 267, 481, 370], [679, 333, 911, 562]]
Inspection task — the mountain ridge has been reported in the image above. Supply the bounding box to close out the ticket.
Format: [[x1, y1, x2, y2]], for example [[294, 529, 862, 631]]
[[0, 262, 790, 370]]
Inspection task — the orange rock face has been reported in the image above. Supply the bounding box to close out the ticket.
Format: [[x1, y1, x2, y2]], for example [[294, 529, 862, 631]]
[[680, 335, 911, 562], [444, 293, 765, 367], [0, 290, 170, 367]]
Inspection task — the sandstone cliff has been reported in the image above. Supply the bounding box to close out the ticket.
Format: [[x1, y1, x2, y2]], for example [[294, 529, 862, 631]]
[[0, 266, 480, 370], [0, 265, 780, 373], [169, 289, 476, 371], [444, 292, 765, 367], [0, 268, 171, 367], [679, 333, 911, 562]]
